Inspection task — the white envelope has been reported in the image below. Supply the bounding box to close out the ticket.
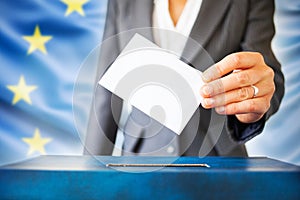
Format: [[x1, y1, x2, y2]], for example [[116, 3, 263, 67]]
[[99, 34, 203, 135]]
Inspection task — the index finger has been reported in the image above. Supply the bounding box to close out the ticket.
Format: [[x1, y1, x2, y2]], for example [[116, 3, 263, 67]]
[[202, 52, 264, 83]]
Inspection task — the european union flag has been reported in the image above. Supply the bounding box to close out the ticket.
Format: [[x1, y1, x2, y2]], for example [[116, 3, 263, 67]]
[[0, 0, 108, 165]]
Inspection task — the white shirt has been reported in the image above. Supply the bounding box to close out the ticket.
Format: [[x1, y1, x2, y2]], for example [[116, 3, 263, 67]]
[[113, 0, 202, 156], [152, 0, 202, 55]]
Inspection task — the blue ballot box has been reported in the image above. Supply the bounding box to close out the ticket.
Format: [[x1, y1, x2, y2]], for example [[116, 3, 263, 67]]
[[0, 156, 299, 199]]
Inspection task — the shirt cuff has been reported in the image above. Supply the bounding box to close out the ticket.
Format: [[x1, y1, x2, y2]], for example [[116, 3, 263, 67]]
[[226, 115, 266, 143]]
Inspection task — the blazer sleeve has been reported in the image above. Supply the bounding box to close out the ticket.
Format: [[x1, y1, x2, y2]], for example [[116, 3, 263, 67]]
[[226, 0, 285, 142]]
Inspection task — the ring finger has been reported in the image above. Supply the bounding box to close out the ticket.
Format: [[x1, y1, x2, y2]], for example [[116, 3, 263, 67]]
[[201, 69, 260, 98], [202, 81, 268, 108]]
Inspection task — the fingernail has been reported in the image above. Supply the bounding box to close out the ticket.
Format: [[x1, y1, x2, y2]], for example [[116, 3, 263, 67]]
[[216, 106, 225, 114], [204, 98, 215, 107], [202, 85, 213, 96]]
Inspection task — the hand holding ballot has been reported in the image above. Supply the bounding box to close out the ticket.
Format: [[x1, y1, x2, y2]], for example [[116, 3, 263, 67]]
[[200, 52, 275, 124], [100, 34, 276, 129]]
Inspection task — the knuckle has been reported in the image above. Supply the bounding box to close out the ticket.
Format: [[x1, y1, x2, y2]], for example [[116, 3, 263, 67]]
[[215, 80, 224, 93], [265, 100, 271, 111], [260, 98, 270, 113], [255, 52, 264, 62], [265, 75, 276, 95], [215, 64, 224, 77], [266, 67, 275, 79], [238, 87, 249, 100], [236, 72, 250, 85], [232, 54, 242, 67], [270, 82, 276, 94]]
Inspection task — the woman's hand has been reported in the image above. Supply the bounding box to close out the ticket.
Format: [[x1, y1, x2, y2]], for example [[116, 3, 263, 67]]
[[200, 52, 275, 123]]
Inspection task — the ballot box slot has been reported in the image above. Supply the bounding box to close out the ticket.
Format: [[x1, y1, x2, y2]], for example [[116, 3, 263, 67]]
[[106, 163, 210, 168]]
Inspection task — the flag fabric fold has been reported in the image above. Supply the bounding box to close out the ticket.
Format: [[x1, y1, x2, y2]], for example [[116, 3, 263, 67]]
[[0, 0, 107, 165]]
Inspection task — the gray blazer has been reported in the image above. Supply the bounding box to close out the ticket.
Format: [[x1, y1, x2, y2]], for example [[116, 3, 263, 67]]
[[84, 0, 284, 157]]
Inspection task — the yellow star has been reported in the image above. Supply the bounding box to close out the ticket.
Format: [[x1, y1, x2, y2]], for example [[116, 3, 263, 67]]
[[22, 25, 52, 55], [6, 75, 38, 105], [61, 0, 89, 16], [22, 128, 52, 156]]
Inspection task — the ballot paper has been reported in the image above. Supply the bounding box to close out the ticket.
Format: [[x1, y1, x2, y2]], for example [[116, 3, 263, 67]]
[[99, 34, 203, 135]]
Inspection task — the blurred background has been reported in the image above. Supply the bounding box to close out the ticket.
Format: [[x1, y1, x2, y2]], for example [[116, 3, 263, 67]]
[[0, 0, 299, 166], [246, 0, 300, 165]]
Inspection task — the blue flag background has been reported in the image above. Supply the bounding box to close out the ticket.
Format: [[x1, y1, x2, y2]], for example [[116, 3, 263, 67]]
[[247, 0, 300, 165], [0, 0, 107, 165]]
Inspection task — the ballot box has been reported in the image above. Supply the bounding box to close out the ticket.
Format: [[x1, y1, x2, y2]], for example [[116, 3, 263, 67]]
[[0, 156, 299, 199]]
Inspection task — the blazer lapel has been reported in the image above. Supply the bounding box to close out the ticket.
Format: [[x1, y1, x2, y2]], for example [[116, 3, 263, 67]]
[[133, 0, 153, 27], [182, 0, 231, 68], [113, 0, 154, 128], [129, 0, 154, 41]]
